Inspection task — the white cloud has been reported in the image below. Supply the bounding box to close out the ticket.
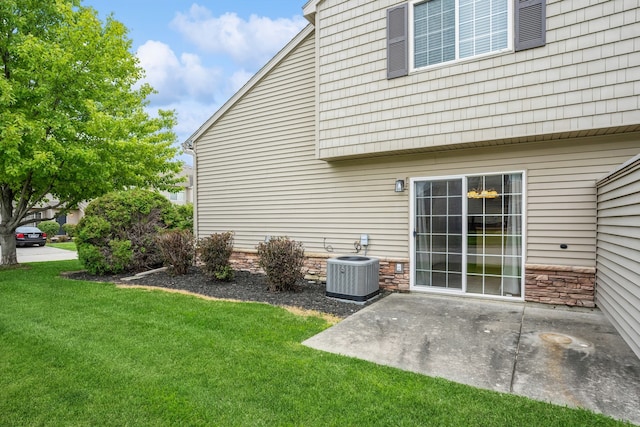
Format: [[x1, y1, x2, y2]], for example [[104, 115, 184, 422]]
[[136, 40, 223, 105], [133, 6, 308, 165], [228, 69, 254, 93], [170, 4, 307, 66], [171, 100, 219, 144], [145, 98, 219, 164]]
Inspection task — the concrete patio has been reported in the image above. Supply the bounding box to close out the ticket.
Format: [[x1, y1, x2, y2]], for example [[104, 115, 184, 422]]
[[303, 293, 640, 425]]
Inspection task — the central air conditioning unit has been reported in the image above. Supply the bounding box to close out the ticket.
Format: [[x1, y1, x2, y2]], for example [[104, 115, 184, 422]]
[[326, 256, 380, 303]]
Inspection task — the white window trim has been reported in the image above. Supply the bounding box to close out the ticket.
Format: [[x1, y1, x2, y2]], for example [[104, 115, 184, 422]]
[[408, 0, 514, 73], [409, 170, 526, 302]]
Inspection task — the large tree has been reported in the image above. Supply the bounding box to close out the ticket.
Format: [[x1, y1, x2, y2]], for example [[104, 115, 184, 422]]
[[0, 0, 181, 265]]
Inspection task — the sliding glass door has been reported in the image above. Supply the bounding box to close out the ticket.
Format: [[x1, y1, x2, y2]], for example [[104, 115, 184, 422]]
[[412, 173, 523, 298], [414, 179, 463, 290]]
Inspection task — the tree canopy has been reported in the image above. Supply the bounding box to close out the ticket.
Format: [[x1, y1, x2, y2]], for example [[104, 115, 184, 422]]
[[0, 0, 182, 264]]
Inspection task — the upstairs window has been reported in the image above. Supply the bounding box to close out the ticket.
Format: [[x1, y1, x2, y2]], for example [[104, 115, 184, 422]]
[[411, 0, 510, 69], [387, 0, 545, 79]]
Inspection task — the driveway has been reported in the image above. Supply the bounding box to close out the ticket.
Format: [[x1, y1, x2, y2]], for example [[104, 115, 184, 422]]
[[16, 245, 78, 263], [303, 293, 640, 425]]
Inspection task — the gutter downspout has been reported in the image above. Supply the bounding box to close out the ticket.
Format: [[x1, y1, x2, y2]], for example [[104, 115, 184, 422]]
[[182, 139, 198, 240]]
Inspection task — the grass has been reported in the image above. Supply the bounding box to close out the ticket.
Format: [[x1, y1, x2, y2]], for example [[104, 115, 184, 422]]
[[0, 261, 627, 426], [48, 241, 77, 251]]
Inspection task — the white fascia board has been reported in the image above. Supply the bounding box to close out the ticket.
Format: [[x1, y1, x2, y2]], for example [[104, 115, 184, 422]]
[[303, 0, 323, 24]]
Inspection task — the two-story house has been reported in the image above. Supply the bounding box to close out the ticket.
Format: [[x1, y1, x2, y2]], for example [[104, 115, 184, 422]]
[[159, 163, 194, 205], [186, 0, 640, 357]]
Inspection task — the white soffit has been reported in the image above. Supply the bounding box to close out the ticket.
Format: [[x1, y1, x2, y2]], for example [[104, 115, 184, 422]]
[[303, 0, 323, 24]]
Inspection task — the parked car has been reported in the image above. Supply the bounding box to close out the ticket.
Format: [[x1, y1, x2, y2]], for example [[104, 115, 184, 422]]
[[15, 226, 47, 247]]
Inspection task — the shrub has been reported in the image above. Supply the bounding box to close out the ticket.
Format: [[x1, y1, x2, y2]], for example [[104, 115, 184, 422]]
[[155, 229, 195, 275], [38, 221, 60, 239], [75, 237, 132, 275], [108, 239, 134, 273], [77, 244, 112, 275], [163, 203, 193, 231], [77, 216, 110, 241], [198, 232, 234, 281], [62, 223, 77, 238], [214, 265, 234, 281], [75, 189, 174, 274], [256, 237, 305, 292]]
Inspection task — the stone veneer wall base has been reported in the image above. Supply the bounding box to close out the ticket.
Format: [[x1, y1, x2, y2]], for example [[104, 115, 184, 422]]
[[229, 250, 409, 291], [525, 264, 596, 308], [228, 251, 595, 307]]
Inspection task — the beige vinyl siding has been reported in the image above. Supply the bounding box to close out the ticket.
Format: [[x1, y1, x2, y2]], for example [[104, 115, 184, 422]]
[[313, 0, 640, 159], [596, 156, 640, 358], [196, 24, 640, 271], [193, 8, 639, 270]]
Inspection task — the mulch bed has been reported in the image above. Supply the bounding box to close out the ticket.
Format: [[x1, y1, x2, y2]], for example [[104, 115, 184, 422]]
[[66, 267, 390, 319]]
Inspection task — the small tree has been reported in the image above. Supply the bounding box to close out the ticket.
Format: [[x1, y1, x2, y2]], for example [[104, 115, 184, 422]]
[[256, 237, 305, 292], [156, 229, 194, 275], [0, 0, 181, 266], [198, 232, 234, 281]]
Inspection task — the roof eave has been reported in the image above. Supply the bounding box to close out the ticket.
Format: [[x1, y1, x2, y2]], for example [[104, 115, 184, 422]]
[[302, 0, 323, 24]]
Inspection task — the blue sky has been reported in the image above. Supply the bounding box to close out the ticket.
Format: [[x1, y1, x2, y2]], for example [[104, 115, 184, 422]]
[[83, 1, 308, 161]]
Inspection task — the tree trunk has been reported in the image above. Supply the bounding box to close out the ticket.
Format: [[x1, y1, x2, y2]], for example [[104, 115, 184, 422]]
[[1, 185, 19, 265], [0, 229, 18, 265]]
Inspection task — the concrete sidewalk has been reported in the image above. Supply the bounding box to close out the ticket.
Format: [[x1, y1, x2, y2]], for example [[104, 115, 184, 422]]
[[16, 245, 78, 263], [303, 293, 640, 425]]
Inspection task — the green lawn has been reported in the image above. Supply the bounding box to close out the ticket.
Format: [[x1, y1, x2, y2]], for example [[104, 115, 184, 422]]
[[0, 261, 626, 426], [48, 241, 77, 251]]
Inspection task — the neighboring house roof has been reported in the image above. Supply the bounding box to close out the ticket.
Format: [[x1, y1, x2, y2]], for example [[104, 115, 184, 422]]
[[184, 24, 315, 149]]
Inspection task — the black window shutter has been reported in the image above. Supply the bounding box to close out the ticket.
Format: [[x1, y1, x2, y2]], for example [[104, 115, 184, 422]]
[[387, 3, 408, 79], [515, 0, 546, 51]]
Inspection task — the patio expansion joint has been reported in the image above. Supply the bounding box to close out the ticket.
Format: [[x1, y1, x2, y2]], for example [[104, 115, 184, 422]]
[[509, 306, 526, 394]]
